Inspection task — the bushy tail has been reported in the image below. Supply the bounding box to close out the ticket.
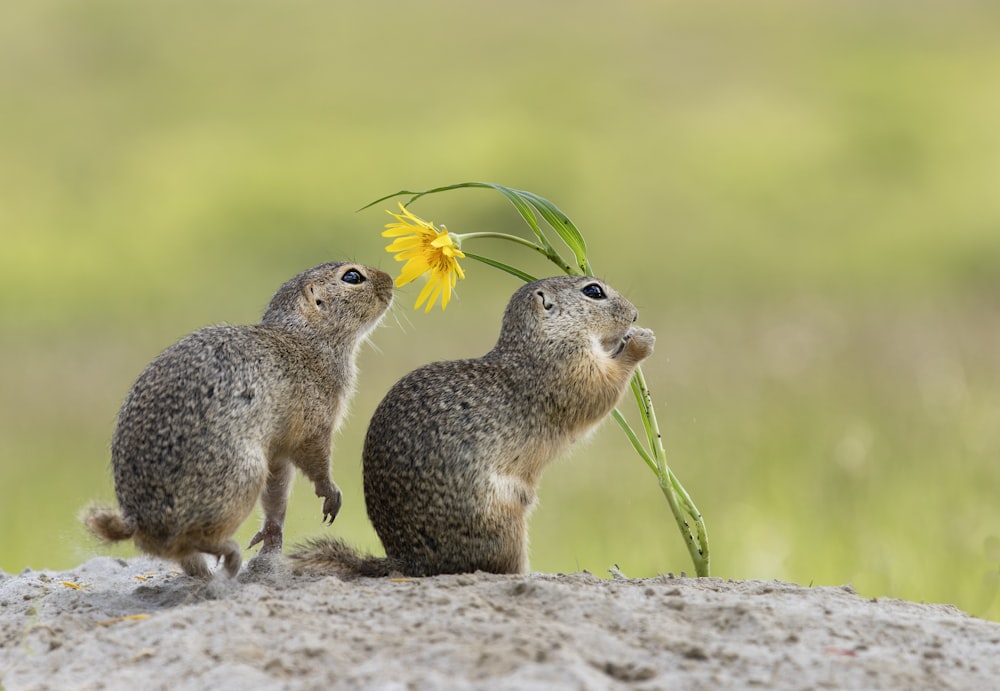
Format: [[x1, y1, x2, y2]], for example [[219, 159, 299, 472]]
[[80, 504, 135, 543], [289, 536, 397, 578]]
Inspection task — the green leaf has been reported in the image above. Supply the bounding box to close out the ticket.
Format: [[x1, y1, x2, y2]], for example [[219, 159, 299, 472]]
[[464, 252, 538, 283], [515, 190, 590, 274], [478, 184, 549, 247], [357, 189, 415, 212]]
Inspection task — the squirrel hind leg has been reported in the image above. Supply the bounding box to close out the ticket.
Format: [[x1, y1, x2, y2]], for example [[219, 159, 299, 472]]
[[219, 540, 242, 577], [179, 553, 211, 578], [178, 540, 242, 579]]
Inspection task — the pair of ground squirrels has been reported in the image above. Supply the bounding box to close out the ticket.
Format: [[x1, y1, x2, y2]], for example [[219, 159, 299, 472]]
[[84, 265, 654, 578]]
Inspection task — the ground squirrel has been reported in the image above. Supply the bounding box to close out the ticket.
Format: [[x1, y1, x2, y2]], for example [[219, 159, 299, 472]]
[[82, 262, 393, 578], [291, 275, 654, 576]]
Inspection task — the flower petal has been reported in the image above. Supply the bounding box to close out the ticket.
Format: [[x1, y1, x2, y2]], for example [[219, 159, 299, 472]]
[[423, 277, 446, 312], [396, 258, 430, 286], [382, 227, 419, 239], [414, 274, 439, 310], [440, 272, 454, 309], [393, 202, 436, 230], [384, 236, 425, 252]]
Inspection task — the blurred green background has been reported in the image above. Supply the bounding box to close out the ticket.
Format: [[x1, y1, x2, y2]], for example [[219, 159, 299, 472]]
[[2, 0, 999, 621]]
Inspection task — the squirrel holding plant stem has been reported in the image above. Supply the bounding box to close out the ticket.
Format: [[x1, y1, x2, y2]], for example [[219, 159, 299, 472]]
[[82, 262, 393, 578], [291, 275, 654, 576]]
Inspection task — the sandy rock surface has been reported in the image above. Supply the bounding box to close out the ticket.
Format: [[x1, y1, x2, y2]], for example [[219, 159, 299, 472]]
[[2, 556, 999, 690]]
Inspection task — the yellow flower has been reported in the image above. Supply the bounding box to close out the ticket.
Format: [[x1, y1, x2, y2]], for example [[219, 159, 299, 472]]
[[383, 203, 466, 312]]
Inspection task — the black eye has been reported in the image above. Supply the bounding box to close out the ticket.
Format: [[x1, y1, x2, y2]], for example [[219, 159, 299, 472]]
[[342, 269, 366, 285], [581, 283, 606, 300]]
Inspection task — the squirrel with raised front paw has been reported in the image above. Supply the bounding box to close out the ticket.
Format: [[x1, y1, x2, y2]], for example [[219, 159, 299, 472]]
[[83, 262, 392, 578]]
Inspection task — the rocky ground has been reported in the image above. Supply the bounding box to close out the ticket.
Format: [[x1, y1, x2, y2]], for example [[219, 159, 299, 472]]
[[2, 556, 999, 689]]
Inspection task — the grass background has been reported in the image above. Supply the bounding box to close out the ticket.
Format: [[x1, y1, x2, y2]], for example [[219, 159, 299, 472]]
[[2, 0, 999, 621]]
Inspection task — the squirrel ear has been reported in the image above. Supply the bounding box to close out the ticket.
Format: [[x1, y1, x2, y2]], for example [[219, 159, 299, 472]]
[[535, 289, 555, 313], [303, 283, 328, 312]]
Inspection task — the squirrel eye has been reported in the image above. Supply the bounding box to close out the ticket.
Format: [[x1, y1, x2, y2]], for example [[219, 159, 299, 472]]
[[581, 283, 606, 300], [342, 269, 366, 285]]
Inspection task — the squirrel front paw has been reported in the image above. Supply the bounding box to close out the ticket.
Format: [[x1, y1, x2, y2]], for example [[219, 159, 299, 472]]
[[321, 486, 343, 526], [626, 327, 656, 360]]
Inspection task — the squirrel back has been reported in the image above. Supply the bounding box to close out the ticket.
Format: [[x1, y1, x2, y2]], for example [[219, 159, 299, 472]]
[[291, 275, 654, 577]]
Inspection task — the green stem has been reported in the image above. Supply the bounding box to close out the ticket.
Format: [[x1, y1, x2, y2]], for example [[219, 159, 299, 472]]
[[631, 368, 661, 471], [611, 409, 658, 474], [461, 232, 576, 276], [458, 231, 543, 250], [631, 365, 710, 576]]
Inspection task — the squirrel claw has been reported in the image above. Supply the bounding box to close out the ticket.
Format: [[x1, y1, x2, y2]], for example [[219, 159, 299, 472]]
[[322, 490, 342, 526], [248, 520, 283, 553]]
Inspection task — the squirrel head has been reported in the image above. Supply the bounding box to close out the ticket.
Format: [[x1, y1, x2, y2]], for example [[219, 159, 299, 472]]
[[261, 262, 393, 341], [495, 275, 640, 361]]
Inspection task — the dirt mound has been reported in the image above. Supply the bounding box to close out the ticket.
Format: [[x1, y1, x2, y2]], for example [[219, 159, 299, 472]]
[[2, 556, 998, 689]]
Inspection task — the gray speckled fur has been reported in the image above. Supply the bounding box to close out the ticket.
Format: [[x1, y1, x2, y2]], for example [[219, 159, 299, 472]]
[[293, 275, 654, 577], [84, 262, 393, 578]]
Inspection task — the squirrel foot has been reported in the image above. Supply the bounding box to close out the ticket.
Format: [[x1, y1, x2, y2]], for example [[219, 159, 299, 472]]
[[248, 519, 283, 554]]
